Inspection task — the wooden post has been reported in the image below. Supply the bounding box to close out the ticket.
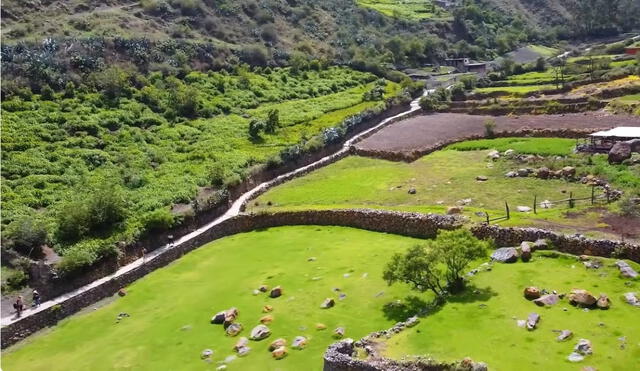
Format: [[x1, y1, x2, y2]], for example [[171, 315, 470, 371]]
[[569, 191, 574, 208], [533, 195, 537, 214], [606, 191, 610, 204], [486, 212, 490, 225], [591, 185, 595, 205], [505, 201, 510, 220]]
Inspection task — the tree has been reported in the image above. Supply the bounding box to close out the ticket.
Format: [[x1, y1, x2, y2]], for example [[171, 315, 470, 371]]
[[383, 229, 488, 298], [5, 216, 48, 258], [535, 57, 547, 72], [265, 109, 279, 134], [248, 119, 265, 139]]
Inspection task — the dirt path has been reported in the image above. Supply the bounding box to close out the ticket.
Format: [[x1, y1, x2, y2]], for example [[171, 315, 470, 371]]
[[355, 112, 640, 155]]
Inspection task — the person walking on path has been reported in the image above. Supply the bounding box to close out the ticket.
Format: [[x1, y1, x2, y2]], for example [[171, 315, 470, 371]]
[[32, 290, 41, 307], [13, 296, 24, 318]]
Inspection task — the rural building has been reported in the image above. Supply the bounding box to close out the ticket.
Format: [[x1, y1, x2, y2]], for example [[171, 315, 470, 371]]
[[587, 126, 640, 151], [444, 58, 488, 75], [625, 46, 640, 55]]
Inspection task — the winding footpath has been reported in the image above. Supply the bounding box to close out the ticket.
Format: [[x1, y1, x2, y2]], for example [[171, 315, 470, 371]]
[[1, 89, 433, 328]]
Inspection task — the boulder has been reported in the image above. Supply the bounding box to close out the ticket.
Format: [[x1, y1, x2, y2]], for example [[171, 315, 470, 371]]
[[269, 286, 283, 298], [320, 298, 335, 309], [623, 292, 640, 307], [226, 323, 243, 337], [234, 337, 249, 351], [268, 338, 287, 351], [516, 206, 532, 212], [237, 346, 251, 357], [608, 141, 632, 164], [447, 206, 463, 215], [491, 247, 519, 263], [333, 327, 345, 338], [258, 285, 269, 292], [596, 294, 610, 309], [406, 316, 419, 327], [534, 294, 559, 306], [536, 167, 550, 179], [487, 150, 500, 159], [118, 289, 127, 297], [201, 349, 214, 359], [569, 289, 597, 307], [271, 346, 288, 360], [260, 315, 274, 324], [224, 308, 238, 326], [574, 339, 593, 355], [568, 352, 584, 362], [615, 261, 639, 278], [557, 330, 573, 342], [523, 287, 541, 300], [408, 188, 417, 194], [250, 325, 271, 340], [504, 149, 516, 157], [476, 176, 488, 181], [561, 166, 576, 178], [526, 313, 540, 331], [505, 171, 518, 178], [211, 311, 226, 325], [517, 168, 530, 177], [520, 242, 532, 262], [292, 336, 308, 349]]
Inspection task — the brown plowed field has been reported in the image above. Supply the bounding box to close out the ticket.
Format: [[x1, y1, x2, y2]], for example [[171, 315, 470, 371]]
[[355, 112, 640, 155]]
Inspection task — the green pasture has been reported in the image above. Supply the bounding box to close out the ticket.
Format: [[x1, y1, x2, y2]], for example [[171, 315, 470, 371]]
[[356, 0, 449, 20]]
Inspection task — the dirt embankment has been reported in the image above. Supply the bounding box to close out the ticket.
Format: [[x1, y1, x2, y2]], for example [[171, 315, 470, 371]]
[[354, 112, 640, 159]]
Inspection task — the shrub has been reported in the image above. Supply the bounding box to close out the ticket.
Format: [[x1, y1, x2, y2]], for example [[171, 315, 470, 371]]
[[208, 162, 226, 187], [240, 45, 269, 66], [4, 216, 48, 258], [265, 109, 279, 134], [1, 269, 28, 293], [619, 194, 640, 217], [459, 75, 478, 90], [484, 119, 496, 138], [40, 84, 55, 100], [223, 173, 242, 188], [143, 208, 175, 232], [248, 119, 265, 139]]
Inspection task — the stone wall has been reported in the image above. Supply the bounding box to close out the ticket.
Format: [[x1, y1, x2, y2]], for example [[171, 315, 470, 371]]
[[1, 209, 459, 349], [354, 128, 598, 163], [471, 224, 640, 262]]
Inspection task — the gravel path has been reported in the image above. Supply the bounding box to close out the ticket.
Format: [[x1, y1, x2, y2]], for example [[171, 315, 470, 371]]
[[355, 112, 640, 155]]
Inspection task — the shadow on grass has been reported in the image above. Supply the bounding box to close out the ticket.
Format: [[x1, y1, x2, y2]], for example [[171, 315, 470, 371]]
[[382, 285, 497, 322]]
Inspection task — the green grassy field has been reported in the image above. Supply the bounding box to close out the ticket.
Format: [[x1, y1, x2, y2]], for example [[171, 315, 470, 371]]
[[2, 226, 426, 371], [474, 84, 557, 94], [382, 251, 640, 370], [356, 0, 449, 20], [448, 138, 577, 156]]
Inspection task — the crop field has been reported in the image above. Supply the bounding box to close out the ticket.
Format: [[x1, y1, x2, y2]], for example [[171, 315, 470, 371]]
[[1, 66, 404, 272], [381, 251, 640, 370], [249, 138, 640, 239], [356, 0, 449, 20], [474, 84, 557, 94], [1, 226, 425, 371]]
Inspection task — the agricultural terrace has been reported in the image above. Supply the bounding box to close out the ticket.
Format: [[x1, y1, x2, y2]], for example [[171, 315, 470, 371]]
[[2, 226, 425, 370], [1, 66, 407, 274], [250, 138, 640, 241], [356, 0, 450, 20]]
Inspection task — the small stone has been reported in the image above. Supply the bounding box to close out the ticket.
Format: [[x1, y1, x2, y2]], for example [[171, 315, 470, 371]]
[[237, 346, 251, 356], [262, 305, 273, 313], [320, 298, 335, 309], [623, 292, 640, 307], [217, 366, 227, 370], [568, 352, 584, 362], [252, 289, 260, 295], [487, 150, 500, 159], [516, 319, 526, 328], [408, 188, 417, 194], [118, 289, 127, 297], [201, 349, 214, 359], [234, 337, 249, 351], [520, 242, 532, 262], [574, 339, 593, 355], [534, 294, 559, 306], [569, 289, 597, 307], [505, 171, 518, 178], [596, 294, 610, 309], [504, 149, 515, 157], [526, 313, 540, 331], [307, 257, 316, 262], [224, 355, 237, 363], [271, 346, 288, 360], [491, 247, 519, 263], [226, 323, 243, 337], [557, 330, 573, 341], [540, 200, 553, 209], [268, 338, 287, 351], [339, 293, 347, 300], [406, 316, 419, 327], [292, 336, 308, 349], [476, 176, 488, 181], [524, 287, 541, 300], [259, 285, 269, 292], [250, 325, 271, 340], [333, 327, 345, 338], [260, 315, 274, 324], [615, 261, 639, 278], [516, 206, 532, 212], [269, 286, 283, 298], [316, 323, 327, 330], [447, 206, 463, 215]]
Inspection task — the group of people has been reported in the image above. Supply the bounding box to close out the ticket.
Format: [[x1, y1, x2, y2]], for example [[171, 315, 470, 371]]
[[13, 290, 41, 318]]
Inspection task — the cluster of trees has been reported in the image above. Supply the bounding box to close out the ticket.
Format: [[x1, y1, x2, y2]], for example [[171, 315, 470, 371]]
[[383, 229, 489, 299], [248, 109, 280, 139]]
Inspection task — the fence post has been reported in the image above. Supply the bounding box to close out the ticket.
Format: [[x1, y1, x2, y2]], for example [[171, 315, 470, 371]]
[[591, 185, 595, 205], [606, 191, 610, 204], [533, 195, 537, 214], [505, 201, 510, 220], [569, 191, 574, 208], [486, 212, 490, 224]]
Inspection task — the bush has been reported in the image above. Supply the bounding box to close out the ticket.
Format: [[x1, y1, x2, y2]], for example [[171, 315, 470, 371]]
[[4, 216, 48, 257], [143, 208, 175, 232], [620, 194, 640, 217], [484, 119, 496, 138], [240, 45, 269, 66], [248, 119, 265, 139], [459, 75, 478, 90], [605, 42, 626, 55], [208, 162, 226, 187], [55, 239, 118, 275], [1, 269, 28, 293], [265, 109, 279, 134]]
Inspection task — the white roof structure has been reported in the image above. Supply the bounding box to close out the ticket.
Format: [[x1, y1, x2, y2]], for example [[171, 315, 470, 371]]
[[589, 126, 640, 139]]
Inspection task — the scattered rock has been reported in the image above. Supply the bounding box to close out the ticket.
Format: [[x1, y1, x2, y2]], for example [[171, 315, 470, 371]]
[[224, 308, 238, 326], [406, 316, 419, 327], [539, 200, 553, 209], [226, 323, 243, 337], [568, 352, 584, 362], [615, 261, 639, 278], [504, 149, 515, 157], [534, 294, 559, 306], [307, 257, 316, 262], [333, 327, 345, 338], [536, 167, 550, 179], [271, 346, 287, 360], [316, 323, 327, 330], [623, 292, 640, 307], [339, 293, 347, 301], [608, 141, 632, 164], [262, 305, 273, 313], [517, 168, 530, 177], [516, 206, 532, 212], [596, 294, 610, 309], [516, 319, 526, 328], [320, 298, 335, 309], [260, 315, 274, 324], [259, 285, 269, 293], [234, 337, 249, 351], [201, 349, 214, 359], [118, 289, 127, 297], [526, 313, 540, 330], [491, 247, 519, 263], [458, 198, 472, 205], [557, 330, 573, 341], [561, 166, 576, 178], [268, 338, 287, 351], [211, 311, 226, 324], [292, 336, 308, 349], [237, 345, 251, 357], [569, 289, 597, 307], [408, 188, 417, 194], [523, 287, 541, 300], [487, 150, 500, 159], [505, 171, 518, 178], [520, 242, 532, 262], [250, 325, 271, 340], [476, 176, 488, 181], [583, 259, 603, 269], [269, 286, 283, 298], [447, 206, 463, 215], [533, 239, 548, 250], [574, 339, 593, 355]]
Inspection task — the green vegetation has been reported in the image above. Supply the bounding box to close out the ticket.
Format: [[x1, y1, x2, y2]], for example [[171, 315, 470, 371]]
[[356, 0, 449, 20], [1, 65, 408, 274], [1, 266, 29, 294], [2, 226, 425, 371], [474, 84, 557, 94], [526, 44, 560, 58], [382, 252, 640, 370], [448, 138, 577, 156]]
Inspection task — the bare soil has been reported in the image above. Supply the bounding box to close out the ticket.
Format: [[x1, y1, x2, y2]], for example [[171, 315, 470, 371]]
[[355, 112, 640, 155]]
